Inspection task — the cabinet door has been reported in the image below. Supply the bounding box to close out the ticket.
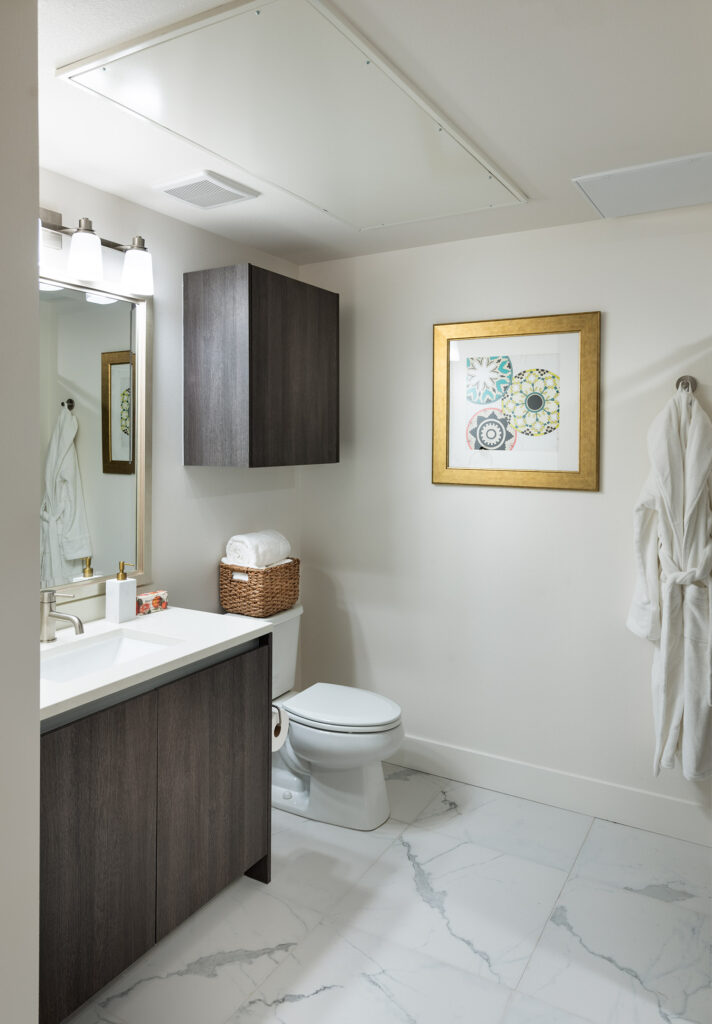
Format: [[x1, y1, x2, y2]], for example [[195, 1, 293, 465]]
[[156, 645, 271, 938], [183, 264, 251, 467], [250, 265, 339, 467], [40, 692, 157, 1024]]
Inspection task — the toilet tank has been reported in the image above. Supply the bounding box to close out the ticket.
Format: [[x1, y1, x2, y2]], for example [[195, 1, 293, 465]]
[[269, 604, 303, 698]]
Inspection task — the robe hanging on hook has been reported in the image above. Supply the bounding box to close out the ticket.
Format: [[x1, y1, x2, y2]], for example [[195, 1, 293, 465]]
[[675, 376, 697, 393]]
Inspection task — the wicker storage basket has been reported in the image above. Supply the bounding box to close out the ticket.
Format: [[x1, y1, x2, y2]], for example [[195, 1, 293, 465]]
[[219, 558, 300, 617]]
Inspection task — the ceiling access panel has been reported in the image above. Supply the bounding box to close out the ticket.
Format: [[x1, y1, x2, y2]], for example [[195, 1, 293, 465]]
[[60, 0, 525, 231], [573, 152, 712, 219]]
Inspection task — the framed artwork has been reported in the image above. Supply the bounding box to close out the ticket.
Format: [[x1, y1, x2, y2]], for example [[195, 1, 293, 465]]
[[433, 312, 600, 490], [101, 350, 135, 475]]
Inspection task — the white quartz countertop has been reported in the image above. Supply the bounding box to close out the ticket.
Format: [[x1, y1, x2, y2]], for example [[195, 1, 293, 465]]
[[40, 606, 276, 728]]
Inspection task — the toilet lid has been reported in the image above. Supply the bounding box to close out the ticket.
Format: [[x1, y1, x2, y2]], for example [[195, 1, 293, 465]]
[[281, 683, 401, 732]]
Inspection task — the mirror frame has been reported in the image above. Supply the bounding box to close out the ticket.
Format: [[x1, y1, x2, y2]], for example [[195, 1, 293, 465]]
[[40, 276, 152, 599]]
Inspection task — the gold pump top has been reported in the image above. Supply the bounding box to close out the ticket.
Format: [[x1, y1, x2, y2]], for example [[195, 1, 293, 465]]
[[116, 561, 135, 580], [82, 556, 93, 578]]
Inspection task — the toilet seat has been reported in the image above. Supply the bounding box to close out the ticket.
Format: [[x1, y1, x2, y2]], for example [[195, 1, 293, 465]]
[[280, 682, 401, 734]]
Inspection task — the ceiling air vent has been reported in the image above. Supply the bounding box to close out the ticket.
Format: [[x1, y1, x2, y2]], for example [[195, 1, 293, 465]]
[[159, 171, 260, 209]]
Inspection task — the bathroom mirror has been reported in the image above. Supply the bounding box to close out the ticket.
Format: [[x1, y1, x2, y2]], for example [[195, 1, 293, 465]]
[[39, 277, 150, 594]]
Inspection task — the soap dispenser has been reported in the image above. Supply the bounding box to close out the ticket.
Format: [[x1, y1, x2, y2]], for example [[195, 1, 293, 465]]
[[105, 561, 136, 623]]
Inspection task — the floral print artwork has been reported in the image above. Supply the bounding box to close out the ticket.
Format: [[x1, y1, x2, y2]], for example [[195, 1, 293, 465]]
[[120, 386, 131, 437], [463, 357, 560, 452], [501, 369, 560, 436], [466, 355, 513, 405], [466, 408, 517, 450]]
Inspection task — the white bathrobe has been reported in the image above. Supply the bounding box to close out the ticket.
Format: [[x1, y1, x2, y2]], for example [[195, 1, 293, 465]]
[[627, 391, 712, 781], [40, 407, 91, 588]]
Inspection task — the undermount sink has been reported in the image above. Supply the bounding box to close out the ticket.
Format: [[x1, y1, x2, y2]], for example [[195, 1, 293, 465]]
[[40, 629, 182, 683]]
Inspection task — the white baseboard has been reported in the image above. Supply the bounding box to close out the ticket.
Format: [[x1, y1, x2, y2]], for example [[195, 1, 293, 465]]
[[392, 734, 712, 847]]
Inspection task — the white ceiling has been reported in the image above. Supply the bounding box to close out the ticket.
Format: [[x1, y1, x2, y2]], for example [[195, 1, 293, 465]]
[[38, 0, 712, 265]]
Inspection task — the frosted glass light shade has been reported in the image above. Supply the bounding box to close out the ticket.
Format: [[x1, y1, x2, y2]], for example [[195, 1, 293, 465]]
[[121, 238, 154, 295], [86, 291, 118, 304], [68, 221, 103, 281]]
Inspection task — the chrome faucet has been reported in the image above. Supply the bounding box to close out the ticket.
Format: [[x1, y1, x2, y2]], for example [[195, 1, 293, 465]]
[[40, 590, 85, 643]]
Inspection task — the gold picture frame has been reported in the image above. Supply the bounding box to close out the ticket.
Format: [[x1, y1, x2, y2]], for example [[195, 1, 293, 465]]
[[433, 312, 600, 490], [101, 350, 135, 475]]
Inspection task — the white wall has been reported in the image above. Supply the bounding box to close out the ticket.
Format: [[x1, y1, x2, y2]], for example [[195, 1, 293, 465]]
[[300, 207, 712, 845], [0, 2, 39, 1019], [40, 170, 303, 612], [38, 172, 712, 844]]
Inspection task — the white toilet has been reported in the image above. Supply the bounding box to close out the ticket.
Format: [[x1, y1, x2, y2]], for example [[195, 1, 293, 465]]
[[268, 605, 404, 830]]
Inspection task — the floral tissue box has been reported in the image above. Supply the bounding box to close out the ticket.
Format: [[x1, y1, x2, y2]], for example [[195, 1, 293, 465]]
[[136, 590, 168, 615]]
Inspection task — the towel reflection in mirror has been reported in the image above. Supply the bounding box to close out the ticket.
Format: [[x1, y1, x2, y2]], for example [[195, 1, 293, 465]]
[[40, 405, 91, 588]]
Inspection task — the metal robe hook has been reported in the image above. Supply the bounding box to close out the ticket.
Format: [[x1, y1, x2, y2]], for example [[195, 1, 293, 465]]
[[61, 398, 75, 411], [675, 376, 697, 394]]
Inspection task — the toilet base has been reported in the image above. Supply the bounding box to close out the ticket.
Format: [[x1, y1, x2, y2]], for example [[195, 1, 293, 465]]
[[272, 753, 390, 831]]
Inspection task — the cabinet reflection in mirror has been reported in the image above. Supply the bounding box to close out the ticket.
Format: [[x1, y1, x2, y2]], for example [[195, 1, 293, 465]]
[[39, 278, 150, 592]]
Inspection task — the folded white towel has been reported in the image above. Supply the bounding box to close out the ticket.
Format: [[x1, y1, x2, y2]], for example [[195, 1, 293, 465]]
[[225, 530, 291, 568], [221, 557, 293, 573]]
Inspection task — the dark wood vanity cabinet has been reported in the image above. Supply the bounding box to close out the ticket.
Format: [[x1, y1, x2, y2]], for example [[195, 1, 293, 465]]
[[156, 646, 271, 937], [183, 263, 339, 467], [40, 643, 271, 1024], [40, 692, 158, 1024]]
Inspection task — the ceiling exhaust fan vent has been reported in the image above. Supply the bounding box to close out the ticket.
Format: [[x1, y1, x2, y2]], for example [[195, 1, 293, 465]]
[[159, 171, 260, 209]]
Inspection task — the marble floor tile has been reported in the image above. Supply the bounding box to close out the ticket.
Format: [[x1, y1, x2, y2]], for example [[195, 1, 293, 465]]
[[326, 823, 569, 988], [65, 878, 321, 1024], [571, 818, 712, 915], [267, 812, 404, 915], [62, 1007, 104, 1024], [228, 919, 513, 1023], [63, 772, 711, 1024], [271, 808, 296, 836], [502, 991, 598, 1023], [413, 780, 593, 871], [383, 762, 451, 824], [518, 875, 712, 1024], [414, 776, 500, 825]]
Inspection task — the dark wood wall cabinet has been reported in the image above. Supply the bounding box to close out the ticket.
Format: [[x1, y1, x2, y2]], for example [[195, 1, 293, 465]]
[[183, 263, 339, 467], [40, 643, 271, 1024]]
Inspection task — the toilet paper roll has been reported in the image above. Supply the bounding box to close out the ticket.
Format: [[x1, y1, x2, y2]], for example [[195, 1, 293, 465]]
[[271, 705, 289, 752]]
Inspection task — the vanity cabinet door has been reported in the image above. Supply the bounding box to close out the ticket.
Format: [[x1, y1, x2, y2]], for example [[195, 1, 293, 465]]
[[156, 644, 271, 938], [40, 691, 158, 1024]]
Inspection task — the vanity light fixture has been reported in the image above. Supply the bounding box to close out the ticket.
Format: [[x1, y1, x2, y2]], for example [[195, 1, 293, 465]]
[[39, 208, 155, 296], [67, 217, 103, 282], [85, 291, 118, 305], [120, 236, 154, 296]]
